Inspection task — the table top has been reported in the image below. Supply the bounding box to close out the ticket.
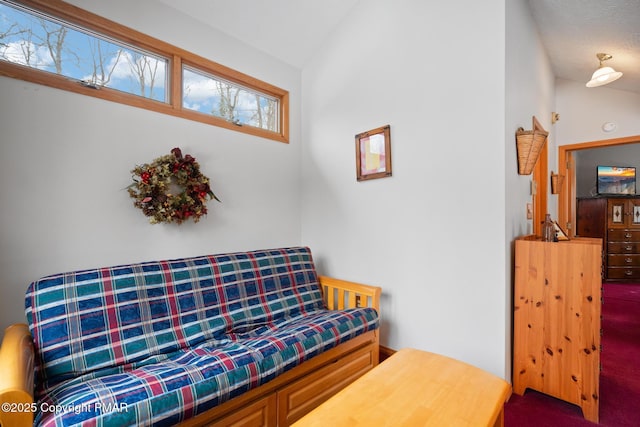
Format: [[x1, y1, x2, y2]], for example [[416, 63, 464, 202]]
[[293, 348, 511, 426]]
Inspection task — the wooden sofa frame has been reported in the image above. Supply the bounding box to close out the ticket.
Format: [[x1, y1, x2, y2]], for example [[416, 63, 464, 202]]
[[0, 276, 381, 427]]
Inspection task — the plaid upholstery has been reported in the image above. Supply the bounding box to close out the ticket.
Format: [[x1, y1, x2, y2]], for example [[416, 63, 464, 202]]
[[25, 247, 379, 427]]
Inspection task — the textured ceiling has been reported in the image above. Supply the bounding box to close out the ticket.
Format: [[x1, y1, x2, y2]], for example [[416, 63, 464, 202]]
[[527, 0, 640, 93], [157, 0, 640, 93]]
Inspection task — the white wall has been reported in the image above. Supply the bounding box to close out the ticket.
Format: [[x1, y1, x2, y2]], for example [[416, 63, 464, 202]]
[[0, 0, 302, 334], [555, 79, 640, 218], [0, 0, 565, 382], [555, 79, 640, 146], [505, 0, 556, 380], [506, 0, 557, 225], [301, 0, 509, 377]]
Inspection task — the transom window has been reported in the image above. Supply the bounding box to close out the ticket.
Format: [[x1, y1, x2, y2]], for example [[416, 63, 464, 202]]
[[183, 66, 280, 132], [0, 0, 288, 142], [0, 1, 168, 101]]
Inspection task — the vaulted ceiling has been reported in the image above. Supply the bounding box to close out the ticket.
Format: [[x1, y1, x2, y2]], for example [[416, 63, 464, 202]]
[[157, 0, 640, 94], [155, 0, 359, 69]]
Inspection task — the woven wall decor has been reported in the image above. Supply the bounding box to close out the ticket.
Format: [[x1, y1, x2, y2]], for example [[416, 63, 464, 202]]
[[516, 116, 548, 175]]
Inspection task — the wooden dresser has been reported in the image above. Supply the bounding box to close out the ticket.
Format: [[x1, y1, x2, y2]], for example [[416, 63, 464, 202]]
[[606, 197, 640, 280], [576, 198, 607, 240], [513, 236, 601, 423], [577, 196, 640, 281]]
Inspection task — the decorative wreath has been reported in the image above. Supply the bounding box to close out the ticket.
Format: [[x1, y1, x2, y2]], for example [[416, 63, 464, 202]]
[[128, 147, 220, 224]]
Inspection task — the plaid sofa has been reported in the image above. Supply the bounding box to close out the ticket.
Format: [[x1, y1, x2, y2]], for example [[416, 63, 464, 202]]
[[25, 247, 379, 427]]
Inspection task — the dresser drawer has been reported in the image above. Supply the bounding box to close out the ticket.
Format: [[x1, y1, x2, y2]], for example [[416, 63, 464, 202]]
[[607, 229, 640, 242], [607, 267, 640, 280], [277, 343, 376, 425], [608, 254, 640, 267], [607, 242, 640, 254]]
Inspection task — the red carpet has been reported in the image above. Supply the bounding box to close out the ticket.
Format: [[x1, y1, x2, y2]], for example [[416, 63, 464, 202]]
[[504, 283, 640, 426]]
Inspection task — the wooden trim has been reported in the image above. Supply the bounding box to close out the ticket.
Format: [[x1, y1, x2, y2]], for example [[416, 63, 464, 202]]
[[0, 324, 34, 427], [558, 135, 640, 152], [558, 149, 575, 236], [558, 135, 640, 237], [318, 276, 381, 313], [171, 55, 182, 108], [530, 116, 549, 236], [1, 0, 289, 143], [280, 91, 290, 143], [532, 139, 548, 236]]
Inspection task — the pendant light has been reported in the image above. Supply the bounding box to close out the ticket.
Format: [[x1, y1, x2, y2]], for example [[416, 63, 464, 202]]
[[586, 53, 623, 87]]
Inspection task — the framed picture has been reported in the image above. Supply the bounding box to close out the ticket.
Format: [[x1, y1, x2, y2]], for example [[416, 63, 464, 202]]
[[553, 221, 569, 241], [355, 125, 392, 181]]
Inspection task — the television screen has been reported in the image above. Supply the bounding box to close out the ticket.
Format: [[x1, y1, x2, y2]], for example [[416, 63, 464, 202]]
[[597, 166, 636, 195]]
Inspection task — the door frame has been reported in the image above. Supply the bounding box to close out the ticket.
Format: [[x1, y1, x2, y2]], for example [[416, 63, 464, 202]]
[[558, 135, 640, 237], [532, 137, 548, 236]]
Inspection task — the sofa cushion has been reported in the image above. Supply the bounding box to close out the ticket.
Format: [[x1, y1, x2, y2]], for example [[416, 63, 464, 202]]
[[26, 247, 324, 391], [33, 307, 379, 427]]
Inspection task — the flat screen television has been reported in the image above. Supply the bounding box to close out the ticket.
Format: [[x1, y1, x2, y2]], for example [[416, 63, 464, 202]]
[[597, 165, 636, 195]]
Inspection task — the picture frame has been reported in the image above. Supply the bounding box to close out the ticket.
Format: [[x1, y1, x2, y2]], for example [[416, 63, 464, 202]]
[[355, 125, 392, 181], [553, 221, 569, 241]]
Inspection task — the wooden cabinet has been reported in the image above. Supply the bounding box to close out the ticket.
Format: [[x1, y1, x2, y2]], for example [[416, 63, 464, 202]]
[[606, 198, 640, 280], [606, 197, 640, 228], [576, 198, 606, 239], [576, 197, 640, 281], [513, 236, 601, 423]]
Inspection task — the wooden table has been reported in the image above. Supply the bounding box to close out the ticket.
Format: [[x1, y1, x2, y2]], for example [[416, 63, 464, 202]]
[[293, 348, 511, 427]]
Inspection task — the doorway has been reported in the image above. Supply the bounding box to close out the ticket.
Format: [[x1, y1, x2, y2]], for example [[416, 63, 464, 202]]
[[557, 135, 640, 237]]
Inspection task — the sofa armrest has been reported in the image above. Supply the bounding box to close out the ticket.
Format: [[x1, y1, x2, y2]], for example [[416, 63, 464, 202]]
[[0, 323, 34, 427], [318, 276, 381, 312]]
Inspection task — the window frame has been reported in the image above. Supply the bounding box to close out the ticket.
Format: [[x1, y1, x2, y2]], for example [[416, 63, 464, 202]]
[[0, 0, 289, 143]]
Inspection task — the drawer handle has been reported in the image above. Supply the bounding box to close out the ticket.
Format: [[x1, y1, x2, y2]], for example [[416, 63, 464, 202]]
[[626, 246, 633, 251], [625, 270, 634, 276], [625, 233, 633, 238], [626, 258, 634, 263]]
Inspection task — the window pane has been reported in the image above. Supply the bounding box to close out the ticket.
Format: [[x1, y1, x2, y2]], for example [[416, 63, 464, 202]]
[[0, 1, 167, 102], [183, 66, 279, 132]]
